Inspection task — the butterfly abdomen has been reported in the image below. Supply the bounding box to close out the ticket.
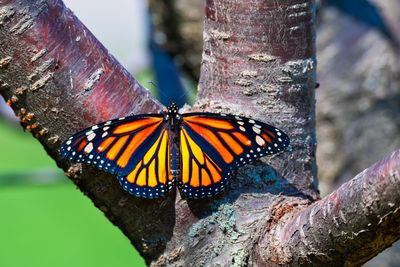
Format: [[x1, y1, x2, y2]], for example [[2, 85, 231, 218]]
[[169, 130, 180, 181]]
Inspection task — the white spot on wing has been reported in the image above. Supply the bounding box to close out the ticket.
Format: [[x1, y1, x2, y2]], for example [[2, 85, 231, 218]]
[[239, 126, 246, 132], [84, 142, 93, 153], [256, 135, 265, 146], [87, 132, 96, 141], [252, 126, 261, 134]]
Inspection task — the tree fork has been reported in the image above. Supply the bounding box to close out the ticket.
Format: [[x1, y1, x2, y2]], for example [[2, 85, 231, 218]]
[[1, 0, 399, 266]]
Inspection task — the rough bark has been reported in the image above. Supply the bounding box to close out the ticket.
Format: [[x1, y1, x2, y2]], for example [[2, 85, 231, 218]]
[[1, 0, 400, 266], [197, 0, 318, 198], [265, 149, 400, 266]]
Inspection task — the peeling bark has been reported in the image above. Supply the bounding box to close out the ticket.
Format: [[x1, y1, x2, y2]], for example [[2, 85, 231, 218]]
[[266, 149, 400, 266], [1, 0, 399, 266]]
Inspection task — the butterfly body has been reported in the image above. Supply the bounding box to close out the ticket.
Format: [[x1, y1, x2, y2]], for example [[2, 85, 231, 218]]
[[60, 103, 290, 199]]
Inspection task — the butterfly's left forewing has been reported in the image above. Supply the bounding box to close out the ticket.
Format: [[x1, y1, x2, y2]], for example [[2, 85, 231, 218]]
[[178, 113, 289, 199], [60, 114, 174, 198]]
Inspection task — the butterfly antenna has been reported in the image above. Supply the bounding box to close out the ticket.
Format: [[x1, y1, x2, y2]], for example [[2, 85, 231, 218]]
[[177, 90, 188, 104], [148, 81, 158, 90]]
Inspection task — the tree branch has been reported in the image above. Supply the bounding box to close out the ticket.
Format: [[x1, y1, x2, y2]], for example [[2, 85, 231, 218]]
[[264, 149, 400, 266], [0, 0, 175, 263]]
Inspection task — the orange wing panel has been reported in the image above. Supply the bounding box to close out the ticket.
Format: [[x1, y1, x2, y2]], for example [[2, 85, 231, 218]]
[[184, 116, 234, 130], [113, 117, 162, 134], [106, 135, 129, 160], [185, 122, 234, 164]]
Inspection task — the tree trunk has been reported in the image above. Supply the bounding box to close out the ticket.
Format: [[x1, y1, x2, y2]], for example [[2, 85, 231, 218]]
[[1, 0, 399, 266]]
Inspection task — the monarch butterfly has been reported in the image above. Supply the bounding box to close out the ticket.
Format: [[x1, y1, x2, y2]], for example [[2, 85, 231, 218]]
[[60, 103, 289, 199]]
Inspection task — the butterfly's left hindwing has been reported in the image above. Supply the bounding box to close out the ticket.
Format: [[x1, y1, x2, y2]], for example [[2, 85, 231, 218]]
[[178, 113, 290, 199], [59, 114, 174, 198]]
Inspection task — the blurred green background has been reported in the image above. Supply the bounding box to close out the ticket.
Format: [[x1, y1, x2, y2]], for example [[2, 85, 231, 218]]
[[0, 119, 146, 266]]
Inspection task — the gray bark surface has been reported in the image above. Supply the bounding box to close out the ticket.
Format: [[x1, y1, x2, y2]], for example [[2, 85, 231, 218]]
[[316, 5, 400, 196]]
